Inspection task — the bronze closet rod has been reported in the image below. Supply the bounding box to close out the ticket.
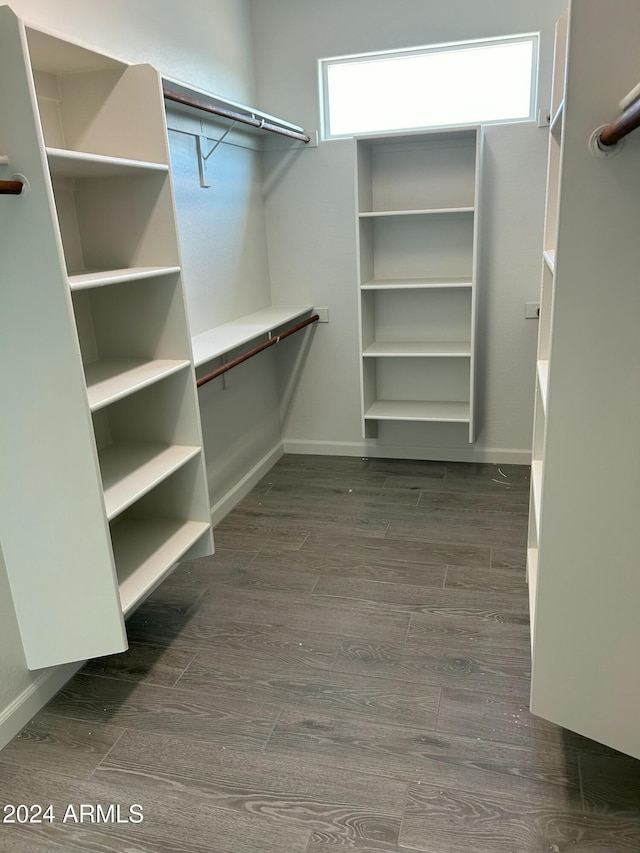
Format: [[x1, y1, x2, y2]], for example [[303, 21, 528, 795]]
[[599, 97, 640, 147], [0, 180, 23, 194], [197, 314, 320, 388], [163, 87, 311, 144]]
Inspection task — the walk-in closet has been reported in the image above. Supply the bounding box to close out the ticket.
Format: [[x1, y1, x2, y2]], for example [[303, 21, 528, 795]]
[[1, 1, 639, 850]]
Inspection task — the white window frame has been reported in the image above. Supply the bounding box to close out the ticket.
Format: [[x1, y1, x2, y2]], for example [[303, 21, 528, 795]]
[[320, 34, 539, 140]]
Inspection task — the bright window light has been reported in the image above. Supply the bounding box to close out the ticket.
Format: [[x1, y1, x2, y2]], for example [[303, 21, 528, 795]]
[[321, 36, 538, 138]]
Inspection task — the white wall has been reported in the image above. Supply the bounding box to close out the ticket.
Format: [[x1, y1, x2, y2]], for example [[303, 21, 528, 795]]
[[9, 0, 257, 103], [252, 0, 566, 462], [1, 0, 278, 746]]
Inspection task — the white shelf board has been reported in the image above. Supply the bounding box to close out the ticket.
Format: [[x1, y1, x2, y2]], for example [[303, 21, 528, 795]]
[[85, 358, 190, 411], [365, 399, 470, 423], [68, 266, 181, 291], [361, 276, 472, 290], [364, 340, 471, 357], [359, 206, 474, 218], [100, 443, 201, 520], [192, 305, 314, 367], [543, 250, 555, 273], [532, 459, 543, 540], [537, 360, 550, 413], [47, 147, 168, 178], [113, 518, 210, 616]]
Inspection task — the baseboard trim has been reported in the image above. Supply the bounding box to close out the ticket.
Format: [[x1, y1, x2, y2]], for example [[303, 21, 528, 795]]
[[0, 661, 82, 750], [209, 441, 285, 527], [282, 438, 531, 466]]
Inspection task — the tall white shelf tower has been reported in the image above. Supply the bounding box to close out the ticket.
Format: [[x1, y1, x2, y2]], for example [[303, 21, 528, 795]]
[[0, 6, 213, 670]]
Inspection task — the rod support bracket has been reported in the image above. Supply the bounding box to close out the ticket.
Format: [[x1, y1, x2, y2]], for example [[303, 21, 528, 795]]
[[590, 126, 624, 159], [197, 121, 239, 188]]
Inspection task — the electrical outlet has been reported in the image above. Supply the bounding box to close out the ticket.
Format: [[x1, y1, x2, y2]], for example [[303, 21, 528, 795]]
[[525, 302, 540, 319]]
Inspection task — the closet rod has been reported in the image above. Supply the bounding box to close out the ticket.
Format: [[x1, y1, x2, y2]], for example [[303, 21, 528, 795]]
[[163, 87, 311, 144], [599, 97, 640, 147], [197, 314, 319, 388], [0, 179, 23, 195]]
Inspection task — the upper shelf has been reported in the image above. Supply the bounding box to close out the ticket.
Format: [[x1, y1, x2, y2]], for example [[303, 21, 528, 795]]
[[191, 305, 314, 368]]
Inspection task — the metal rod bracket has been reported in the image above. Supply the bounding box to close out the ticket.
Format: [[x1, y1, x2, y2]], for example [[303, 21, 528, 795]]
[[197, 121, 238, 187]]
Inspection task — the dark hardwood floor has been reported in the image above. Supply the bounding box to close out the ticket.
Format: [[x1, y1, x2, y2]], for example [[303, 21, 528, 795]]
[[1, 455, 639, 852]]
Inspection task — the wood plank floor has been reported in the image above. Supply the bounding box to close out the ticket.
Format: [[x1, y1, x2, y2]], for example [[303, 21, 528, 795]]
[[2, 455, 639, 852]]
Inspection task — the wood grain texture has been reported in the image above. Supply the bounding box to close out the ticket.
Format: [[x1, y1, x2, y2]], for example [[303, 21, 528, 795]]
[[436, 687, 590, 750], [45, 673, 281, 747], [265, 707, 581, 792], [82, 643, 196, 686], [579, 753, 640, 813], [334, 639, 531, 699], [400, 780, 640, 852], [385, 515, 528, 549], [417, 489, 529, 514], [300, 531, 491, 568], [161, 549, 258, 590], [241, 485, 422, 509], [176, 650, 441, 728], [248, 547, 448, 586], [444, 565, 529, 595], [3, 455, 638, 853], [98, 729, 407, 845], [221, 504, 391, 538], [192, 586, 412, 643], [312, 577, 529, 624], [490, 545, 528, 569], [387, 471, 530, 495], [0, 713, 124, 780], [212, 523, 309, 551], [0, 761, 311, 853]]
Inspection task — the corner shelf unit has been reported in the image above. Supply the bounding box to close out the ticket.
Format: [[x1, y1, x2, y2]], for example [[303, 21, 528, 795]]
[[0, 7, 212, 670], [355, 128, 482, 442], [527, 9, 568, 649]]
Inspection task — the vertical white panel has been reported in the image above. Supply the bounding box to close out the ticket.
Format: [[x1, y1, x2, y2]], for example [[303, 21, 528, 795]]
[[531, 0, 640, 759]]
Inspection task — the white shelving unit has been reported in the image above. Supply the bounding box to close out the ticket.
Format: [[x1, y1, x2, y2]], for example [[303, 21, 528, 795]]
[[527, 0, 640, 760], [355, 128, 482, 442], [0, 7, 212, 670], [526, 9, 568, 649]]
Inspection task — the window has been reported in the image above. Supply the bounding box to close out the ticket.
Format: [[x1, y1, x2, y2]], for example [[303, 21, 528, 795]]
[[321, 35, 538, 139]]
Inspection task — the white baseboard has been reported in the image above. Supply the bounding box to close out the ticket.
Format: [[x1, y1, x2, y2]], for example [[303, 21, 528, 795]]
[[282, 438, 532, 466], [0, 661, 82, 750], [209, 441, 285, 527]]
